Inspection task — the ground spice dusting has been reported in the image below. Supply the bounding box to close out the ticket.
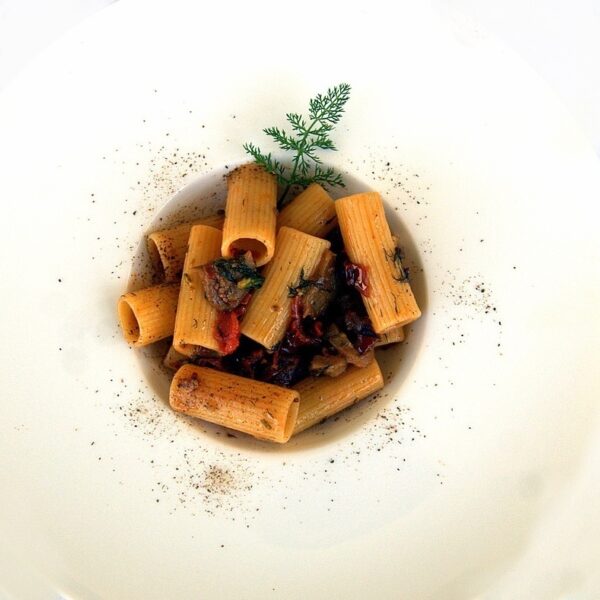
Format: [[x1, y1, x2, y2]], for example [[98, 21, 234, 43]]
[[438, 272, 503, 353], [202, 465, 236, 495], [99, 371, 260, 519], [177, 374, 199, 391]]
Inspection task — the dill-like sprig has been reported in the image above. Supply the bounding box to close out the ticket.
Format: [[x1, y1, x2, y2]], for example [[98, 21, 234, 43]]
[[288, 268, 331, 297], [243, 83, 351, 207], [385, 245, 410, 283]]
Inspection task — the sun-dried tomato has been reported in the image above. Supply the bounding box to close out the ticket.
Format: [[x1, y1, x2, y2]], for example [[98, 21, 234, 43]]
[[354, 333, 376, 355], [287, 297, 314, 347], [213, 293, 252, 355], [215, 310, 241, 355], [311, 320, 324, 338]]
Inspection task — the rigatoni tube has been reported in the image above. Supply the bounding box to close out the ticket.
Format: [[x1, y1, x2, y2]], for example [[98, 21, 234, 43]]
[[173, 224, 222, 356], [221, 163, 277, 267], [335, 192, 421, 333], [170, 364, 300, 443], [293, 359, 384, 434], [375, 326, 405, 347], [277, 183, 337, 238], [147, 214, 224, 282], [117, 282, 179, 347], [241, 227, 330, 350]]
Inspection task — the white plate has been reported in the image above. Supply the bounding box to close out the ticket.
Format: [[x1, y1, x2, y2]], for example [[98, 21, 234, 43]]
[[1, 1, 599, 598]]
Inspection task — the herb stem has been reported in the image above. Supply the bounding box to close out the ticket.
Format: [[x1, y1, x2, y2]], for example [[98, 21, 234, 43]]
[[278, 117, 320, 208], [278, 185, 292, 208]]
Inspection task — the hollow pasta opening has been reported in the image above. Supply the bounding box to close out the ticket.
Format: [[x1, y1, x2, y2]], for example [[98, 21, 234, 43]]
[[229, 238, 269, 266], [118, 298, 141, 344]]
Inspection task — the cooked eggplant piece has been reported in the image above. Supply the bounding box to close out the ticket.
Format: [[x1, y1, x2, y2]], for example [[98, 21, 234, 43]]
[[198, 251, 263, 311], [327, 324, 374, 368], [309, 353, 348, 377]]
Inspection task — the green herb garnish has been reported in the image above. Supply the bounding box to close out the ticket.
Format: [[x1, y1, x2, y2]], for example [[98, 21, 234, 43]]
[[212, 257, 264, 290], [288, 268, 331, 297], [237, 276, 263, 290], [385, 246, 410, 283], [244, 83, 351, 207]]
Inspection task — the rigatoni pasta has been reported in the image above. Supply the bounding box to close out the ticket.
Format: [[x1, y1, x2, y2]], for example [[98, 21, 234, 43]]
[[173, 224, 222, 355], [147, 214, 224, 282], [277, 183, 337, 238], [335, 192, 421, 333], [293, 359, 384, 434], [120, 158, 422, 443], [170, 364, 299, 443], [241, 227, 330, 349], [117, 282, 179, 347], [221, 164, 277, 267], [375, 326, 405, 347]]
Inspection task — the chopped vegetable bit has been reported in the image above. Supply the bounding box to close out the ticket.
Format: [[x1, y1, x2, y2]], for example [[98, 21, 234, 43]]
[[285, 296, 321, 350], [327, 324, 375, 367], [309, 353, 348, 377], [199, 252, 263, 311], [192, 356, 224, 371], [238, 277, 261, 290], [190, 230, 384, 385], [262, 350, 303, 387], [288, 267, 332, 298], [302, 253, 336, 318], [337, 295, 377, 354], [215, 311, 241, 355], [238, 347, 267, 379], [343, 260, 369, 296], [191, 346, 220, 359], [213, 294, 252, 355]]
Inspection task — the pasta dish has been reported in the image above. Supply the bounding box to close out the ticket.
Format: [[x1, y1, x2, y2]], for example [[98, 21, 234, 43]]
[[118, 163, 421, 442]]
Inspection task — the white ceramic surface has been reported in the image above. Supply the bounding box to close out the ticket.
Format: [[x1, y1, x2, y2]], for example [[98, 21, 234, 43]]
[[0, 1, 599, 598]]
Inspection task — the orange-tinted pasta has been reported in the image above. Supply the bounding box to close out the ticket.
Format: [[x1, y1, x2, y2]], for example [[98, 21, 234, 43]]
[[293, 359, 384, 434], [118, 282, 179, 347], [241, 227, 330, 349], [277, 183, 337, 238], [147, 215, 224, 281], [170, 364, 299, 443], [221, 164, 277, 267], [335, 192, 420, 333], [173, 225, 222, 355]]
